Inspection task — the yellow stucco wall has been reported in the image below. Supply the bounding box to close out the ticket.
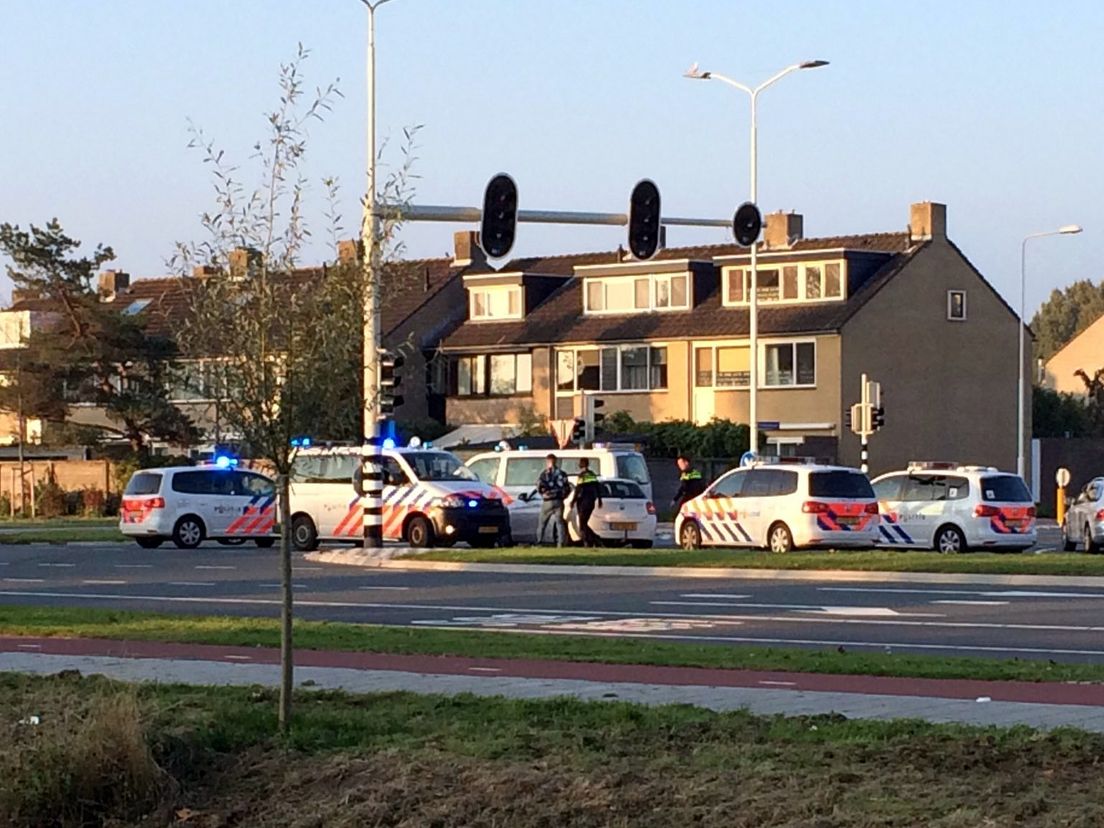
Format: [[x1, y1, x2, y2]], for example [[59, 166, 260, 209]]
[[1043, 313, 1104, 396]]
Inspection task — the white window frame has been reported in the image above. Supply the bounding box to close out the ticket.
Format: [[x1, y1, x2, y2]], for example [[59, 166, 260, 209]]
[[947, 290, 967, 321], [469, 285, 522, 321], [554, 344, 670, 394], [488, 352, 532, 396], [722, 260, 846, 308], [693, 342, 752, 390], [583, 273, 690, 315], [760, 339, 817, 389]]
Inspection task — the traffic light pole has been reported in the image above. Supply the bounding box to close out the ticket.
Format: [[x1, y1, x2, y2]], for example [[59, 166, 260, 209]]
[[374, 203, 731, 230]]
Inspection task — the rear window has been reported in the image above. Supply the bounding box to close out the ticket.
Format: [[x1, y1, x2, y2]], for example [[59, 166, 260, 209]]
[[601, 481, 645, 499], [744, 469, 799, 497], [172, 470, 235, 495], [125, 472, 162, 496], [615, 454, 650, 486], [980, 475, 1032, 503], [504, 457, 548, 487], [809, 471, 874, 499]]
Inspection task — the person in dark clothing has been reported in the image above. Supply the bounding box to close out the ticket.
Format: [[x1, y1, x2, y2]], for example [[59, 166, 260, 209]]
[[571, 457, 604, 547], [672, 454, 706, 513], [536, 454, 570, 546]]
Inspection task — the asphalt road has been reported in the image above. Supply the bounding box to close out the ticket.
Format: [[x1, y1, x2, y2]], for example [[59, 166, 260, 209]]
[[2, 538, 1102, 664]]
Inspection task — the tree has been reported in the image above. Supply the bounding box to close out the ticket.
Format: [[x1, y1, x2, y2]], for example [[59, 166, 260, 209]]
[[1029, 279, 1104, 361], [1032, 386, 1092, 438], [1074, 368, 1104, 436], [0, 220, 196, 454]]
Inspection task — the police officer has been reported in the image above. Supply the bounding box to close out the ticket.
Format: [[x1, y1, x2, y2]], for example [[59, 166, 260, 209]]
[[571, 457, 604, 547], [672, 454, 705, 513]]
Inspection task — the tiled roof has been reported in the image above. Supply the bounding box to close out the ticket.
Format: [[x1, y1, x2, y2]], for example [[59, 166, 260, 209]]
[[441, 234, 921, 349]]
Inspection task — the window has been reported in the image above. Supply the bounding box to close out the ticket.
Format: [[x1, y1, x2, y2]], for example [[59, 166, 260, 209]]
[[872, 476, 903, 501], [809, 471, 874, 499], [655, 274, 688, 309], [756, 269, 780, 302], [172, 470, 218, 495], [601, 480, 646, 499], [292, 453, 358, 484], [489, 353, 532, 395], [764, 342, 815, 387], [469, 286, 521, 320], [554, 345, 669, 392], [455, 355, 486, 396], [980, 475, 1032, 503], [505, 457, 547, 487], [712, 470, 747, 498], [724, 261, 846, 306], [782, 266, 799, 300], [125, 472, 162, 496], [805, 266, 822, 299], [383, 457, 410, 487], [695, 347, 713, 387], [237, 472, 275, 497], [467, 457, 502, 484], [402, 452, 477, 482], [584, 273, 690, 313], [123, 298, 151, 316], [615, 454, 651, 486], [726, 269, 746, 303], [744, 469, 798, 497], [717, 346, 750, 388], [947, 290, 967, 321], [825, 263, 842, 298]]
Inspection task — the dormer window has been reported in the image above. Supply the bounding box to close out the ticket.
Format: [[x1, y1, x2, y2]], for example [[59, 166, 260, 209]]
[[584, 273, 689, 314], [470, 285, 521, 321], [723, 260, 844, 306]]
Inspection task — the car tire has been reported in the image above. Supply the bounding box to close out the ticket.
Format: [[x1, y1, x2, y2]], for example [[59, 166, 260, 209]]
[[254, 538, 276, 549], [768, 522, 794, 554], [1062, 522, 1077, 552], [172, 516, 205, 550], [630, 540, 654, 549], [135, 537, 162, 549], [407, 515, 435, 548], [935, 524, 966, 554], [679, 521, 702, 550], [291, 515, 319, 552], [217, 538, 246, 546], [1086, 525, 1100, 554]]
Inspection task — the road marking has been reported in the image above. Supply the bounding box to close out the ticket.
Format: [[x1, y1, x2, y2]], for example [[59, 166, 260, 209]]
[[758, 680, 797, 687], [259, 583, 307, 589], [468, 667, 502, 673], [115, 564, 153, 569], [2, 578, 44, 584], [16, 643, 42, 650], [932, 600, 1010, 606], [83, 579, 127, 586], [358, 585, 411, 591], [820, 586, 1104, 599], [654, 600, 943, 618], [680, 593, 752, 599], [224, 655, 252, 661], [800, 607, 906, 617], [39, 563, 76, 568], [196, 565, 236, 571], [168, 581, 216, 587]]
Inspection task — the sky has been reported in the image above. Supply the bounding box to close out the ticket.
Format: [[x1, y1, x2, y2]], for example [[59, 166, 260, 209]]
[[2, 0, 1102, 316]]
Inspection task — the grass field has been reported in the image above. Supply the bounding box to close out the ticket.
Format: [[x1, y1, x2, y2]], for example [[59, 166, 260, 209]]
[[3, 604, 1103, 685], [3, 671, 1103, 827], [0, 526, 125, 544], [410, 545, 1104, 575], [0, 516, 117, 527]]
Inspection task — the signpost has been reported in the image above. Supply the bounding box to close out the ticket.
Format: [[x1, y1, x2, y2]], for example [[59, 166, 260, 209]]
[[1056, 466, 1071, 526]]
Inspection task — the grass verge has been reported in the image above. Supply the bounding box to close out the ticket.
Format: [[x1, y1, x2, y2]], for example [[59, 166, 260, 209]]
[[0, 527, 125, 544], [3, 604, 1103, 684], [0, 516, 118, 528], [409, 545, 1104, 575], [3, 671, 1104, 827]]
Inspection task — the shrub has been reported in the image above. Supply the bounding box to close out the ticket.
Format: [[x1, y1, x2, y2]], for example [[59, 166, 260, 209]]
[[602, 412, 752, 459], [34, 470, 67, 519], [82, 487, 107, 517]]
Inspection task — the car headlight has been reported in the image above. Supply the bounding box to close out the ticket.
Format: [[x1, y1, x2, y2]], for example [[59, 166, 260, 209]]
[[434, 495, 478, 509]]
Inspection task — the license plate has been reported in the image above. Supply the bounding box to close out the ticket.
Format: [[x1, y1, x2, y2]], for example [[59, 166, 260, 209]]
[[837, 517, 858, 527], [478, 526, 499, 534], [610, 522, 637, 531]]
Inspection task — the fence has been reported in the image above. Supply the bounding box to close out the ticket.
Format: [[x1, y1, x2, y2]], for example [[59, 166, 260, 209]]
[[0, 459, 115, 517], [1035, 438, 1104, 516]]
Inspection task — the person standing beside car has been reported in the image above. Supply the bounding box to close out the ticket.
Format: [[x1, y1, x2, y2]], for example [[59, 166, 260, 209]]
[[571, 457, 603, 547], [536, 453, 570, 546], [672, 454, 706, 513]]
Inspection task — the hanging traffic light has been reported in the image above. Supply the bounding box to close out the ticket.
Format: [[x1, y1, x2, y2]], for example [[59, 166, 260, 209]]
[[571, 417, 586, 444], [480, 173, 519, 259], [379, 349, 405, 418], [628, 179, 662, 260], [733, 202, 762, 247]]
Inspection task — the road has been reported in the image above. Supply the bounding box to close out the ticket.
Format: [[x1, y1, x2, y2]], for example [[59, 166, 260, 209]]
[[2, 538, 1102, 664]]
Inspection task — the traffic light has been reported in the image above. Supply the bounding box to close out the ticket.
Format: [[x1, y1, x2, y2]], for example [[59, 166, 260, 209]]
[[480, 173, 518, 259], [379, 349, 405, 417], [584, 395, 605, 443], [873, 404, 886, 430], [571, 417, 586, 444], [628, 179, 662, 260], [733, 202, 762, 247]]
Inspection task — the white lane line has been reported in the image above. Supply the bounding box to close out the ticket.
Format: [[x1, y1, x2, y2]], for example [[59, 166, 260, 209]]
[[115, 564, 153, 569], [195, 565, 236, 571], [758, 680, 797, 687], [0, 562, 9, 566], [2, 578, 44, 584], [820, 586, 1104, 599], [654, 600, 944, 618], [358, 585, 411, 591], [83, 579, 127, 586], [932, 600, 1010, 606], [16, 643, 42, 650], [681, 593, 751, 599], [259, 583, 307, 589], [39, 563, 76, 568], [168, 581, 216, 587], [468, 667, 502, 673], [224, 655, 252, 661]]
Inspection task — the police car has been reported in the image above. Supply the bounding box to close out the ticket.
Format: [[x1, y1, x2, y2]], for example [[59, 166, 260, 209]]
[[676, 461, 879, 552], [508, 478, 658, 547], [119, 461, 278, 549], [871, 462, 1036, 553], [1060, 476, 1103, 552], [287, 442, 510, 550]]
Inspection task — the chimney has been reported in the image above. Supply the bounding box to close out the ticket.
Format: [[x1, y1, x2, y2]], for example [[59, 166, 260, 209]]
[[762, 211, 804, 250], [337, 239, 363, 264], [191, 264, 220, 279], [452, 231, 487, 268], [424, 266, 431, 292], [909, 201, 947, 241], [97, 270, 130, 300], [228, 247, 261, 279]]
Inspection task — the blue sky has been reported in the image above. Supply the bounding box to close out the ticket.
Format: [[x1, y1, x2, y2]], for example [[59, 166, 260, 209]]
[[2, 0, 1101, 315]]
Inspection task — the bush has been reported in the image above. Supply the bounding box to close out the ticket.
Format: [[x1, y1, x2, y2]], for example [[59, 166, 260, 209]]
[[82, 488, 107, 517], [34, 470, 67, 519], [602, 412, 752, 459]]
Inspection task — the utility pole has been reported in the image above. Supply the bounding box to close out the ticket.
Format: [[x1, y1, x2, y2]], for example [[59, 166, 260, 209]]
[[359, 0, 392, 551]]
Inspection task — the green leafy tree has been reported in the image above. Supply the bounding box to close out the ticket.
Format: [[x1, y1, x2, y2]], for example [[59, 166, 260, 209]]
[[1029, 279, 1104, 361], [0, 220, 195, 454], [1032, 387, 1093, 438], [1074, 368, 1104, 436]]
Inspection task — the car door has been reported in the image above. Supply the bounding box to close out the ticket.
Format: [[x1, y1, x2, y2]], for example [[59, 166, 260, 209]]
[[382, 455, 414, 540], [872, 474, 908, 545], [691, 469, 749, 547], [898, 475, 945, 546], [230, 472, 277, 537], [170, 470, 222, 535], [502, 457, 547, 543]]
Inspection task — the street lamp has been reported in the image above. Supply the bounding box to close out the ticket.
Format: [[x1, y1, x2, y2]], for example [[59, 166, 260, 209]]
[[359, 0, 393, 550], [1018, 224, 1082, 477], [685, 60, 828, 456]]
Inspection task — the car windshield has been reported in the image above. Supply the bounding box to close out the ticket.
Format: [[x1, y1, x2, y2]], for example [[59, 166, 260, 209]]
[[600, 480, 645, 499], [403, 451, 477, 482], [125, 472, 162, 496], [980, 475, 1032, 503], [809, 471, 875, 499]]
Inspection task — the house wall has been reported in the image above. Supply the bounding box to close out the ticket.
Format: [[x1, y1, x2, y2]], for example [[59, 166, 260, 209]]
[[840, 240, 1028, 475], [1042, 314, 1104, 396]]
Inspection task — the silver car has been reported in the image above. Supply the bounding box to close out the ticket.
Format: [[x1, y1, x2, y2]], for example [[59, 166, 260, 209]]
[[1062, 477, 1104, 553]]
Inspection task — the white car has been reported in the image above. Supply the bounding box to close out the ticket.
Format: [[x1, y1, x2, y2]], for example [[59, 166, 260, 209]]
[[676, 462, 879, 553], [465, 445, 654, 502], [288, 445, 510, 550], [120, 464, 278, 549], [871, 462, 1036, 553], [1062, 476, 1104, 553], [509, 478, 657, 547]]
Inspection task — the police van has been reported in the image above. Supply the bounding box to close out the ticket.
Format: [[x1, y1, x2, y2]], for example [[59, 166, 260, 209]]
[[119, 462, 278, 549], [288, 443, 510, 550], [871, 462, 1036, 553], [675, 461, 880, 553]]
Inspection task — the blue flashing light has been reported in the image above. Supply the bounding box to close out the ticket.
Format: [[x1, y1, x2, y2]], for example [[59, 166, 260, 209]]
[[467, 499, 479, 509], [301, 437, 311, 448], [213, 455, 235, 470], [382, 437, 397, 450]]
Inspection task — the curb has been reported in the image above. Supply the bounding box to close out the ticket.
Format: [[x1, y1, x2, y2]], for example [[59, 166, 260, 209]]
[[306, 549, 1104, 588]]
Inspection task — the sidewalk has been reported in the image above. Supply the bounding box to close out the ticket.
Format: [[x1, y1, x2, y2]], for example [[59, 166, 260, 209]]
[[3, 635, 1103, 733]]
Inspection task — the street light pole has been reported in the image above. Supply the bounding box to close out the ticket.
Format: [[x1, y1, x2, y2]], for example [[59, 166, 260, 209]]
[[359, 0, 392, 550], [1018, 224, 1082, 477], [685, 60, 827, 455]]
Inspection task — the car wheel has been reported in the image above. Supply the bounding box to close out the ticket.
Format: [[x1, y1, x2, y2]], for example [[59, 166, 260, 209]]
[[217, 538, 247, 546], [1062, 522, 1077, 552], [631, 540, 654, 549], [768, 522, 794, 554], [1086, 525, 1100, 554], [291, 515, 319, 552], [254, 538, 276, 548], [172, 516, 205, 550], [935, 524, 966, 554], [679, 521, 702, 550], [407, 515, 435, 548], [135, 537, 162, 549]]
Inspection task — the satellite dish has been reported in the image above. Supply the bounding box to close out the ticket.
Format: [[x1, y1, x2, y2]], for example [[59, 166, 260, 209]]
[[733, 202, 762, 247]]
